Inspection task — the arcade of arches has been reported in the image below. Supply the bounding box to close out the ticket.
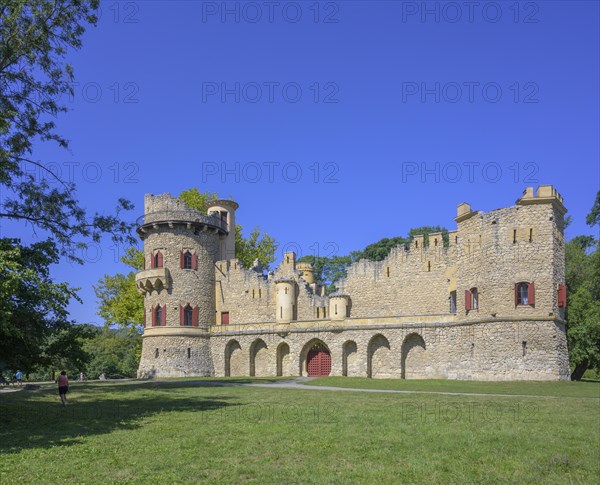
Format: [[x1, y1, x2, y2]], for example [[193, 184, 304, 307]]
[[222, 333, 427, 378]]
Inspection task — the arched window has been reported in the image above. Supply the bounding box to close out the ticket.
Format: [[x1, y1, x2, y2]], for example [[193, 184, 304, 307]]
[[515, 282, 535, 306], [153, 251, 164, 268], [183, 305, 193, 325], [183, 251, 193, 270], [154, 306, 163, 326]]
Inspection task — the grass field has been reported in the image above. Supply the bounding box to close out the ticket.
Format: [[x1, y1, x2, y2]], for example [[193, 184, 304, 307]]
[[1, 378, 599, 484]]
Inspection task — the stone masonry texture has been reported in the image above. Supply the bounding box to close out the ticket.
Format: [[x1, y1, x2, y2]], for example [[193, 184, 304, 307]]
[[137, 187, 570, 381]]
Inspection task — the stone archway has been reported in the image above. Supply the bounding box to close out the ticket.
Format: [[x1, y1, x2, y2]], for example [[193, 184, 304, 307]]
[[342, 340, 358, 377], [249, 338, 269, 377], [225, 340, 243, 377], [300, 339, 331, 377], [276, 342, 291, 376], [367, 334, 392, 378], [401, 333, 426, 379]]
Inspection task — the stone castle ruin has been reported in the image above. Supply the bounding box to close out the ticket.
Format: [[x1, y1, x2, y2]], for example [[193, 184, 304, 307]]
[[136, 185, 570, 380]]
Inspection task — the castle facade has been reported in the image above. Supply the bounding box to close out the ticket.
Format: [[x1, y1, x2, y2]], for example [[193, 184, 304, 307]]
[[136, 185, 570, 381]]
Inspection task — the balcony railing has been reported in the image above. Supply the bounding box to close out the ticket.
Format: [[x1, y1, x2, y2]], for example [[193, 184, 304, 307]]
[[136, 210, 228, 233]]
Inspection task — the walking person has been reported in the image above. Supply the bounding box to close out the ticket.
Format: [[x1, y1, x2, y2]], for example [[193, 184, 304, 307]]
[[58, 371, 69, 406], [15, 370, 23, 386]]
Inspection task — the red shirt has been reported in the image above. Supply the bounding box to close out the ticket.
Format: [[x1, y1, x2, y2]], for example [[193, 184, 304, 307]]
[[58, 375, 69, 387]]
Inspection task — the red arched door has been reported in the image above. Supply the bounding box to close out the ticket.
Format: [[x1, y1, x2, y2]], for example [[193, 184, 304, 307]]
[[306, 344, 331, 376]]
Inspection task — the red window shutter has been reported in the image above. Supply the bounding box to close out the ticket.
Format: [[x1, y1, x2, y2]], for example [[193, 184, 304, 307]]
[[180, 251, 184, 269], [193, 254, 198, 270], [514, 284, 518, 306], [144, 308, 147, 326], [157, 252, 163, 268], [180, 305, 184, 325], [193, 306, 199, 326], [558, 284, 567, 308], [151, 305, 156, 326], [150, 254, 155, 269], [162, 304, 167, 325], [528, 282, 535, 306], [464, 290, 472, 311]]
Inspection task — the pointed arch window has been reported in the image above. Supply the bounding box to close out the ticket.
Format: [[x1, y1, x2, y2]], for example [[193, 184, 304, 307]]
[[152, 251, 164, 268]]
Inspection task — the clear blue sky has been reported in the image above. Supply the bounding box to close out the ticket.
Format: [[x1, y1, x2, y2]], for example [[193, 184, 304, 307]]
[[6, 0, 599, 325]]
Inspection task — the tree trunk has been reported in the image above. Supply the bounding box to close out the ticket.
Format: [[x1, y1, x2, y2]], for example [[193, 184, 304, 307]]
[[571, 361, 589, 381]]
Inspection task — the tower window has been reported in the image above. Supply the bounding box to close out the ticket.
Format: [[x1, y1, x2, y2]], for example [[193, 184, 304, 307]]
[[515, 282, 535, 306], [182, 304, 193, 326], [183, 251, 193, 269], [427, 261, 431, 272], [513, 229, 517, 244], [471, 288, 478, 310], [464, 288, 478, 311], [386, 267, 390, 277], [529, 228, 533, 242], [153, 251, 164, 268], [155, 348, 159, 358], [449, 291, 457, 314], [154, 305, 163, 326], [187, 348, 191, 359]]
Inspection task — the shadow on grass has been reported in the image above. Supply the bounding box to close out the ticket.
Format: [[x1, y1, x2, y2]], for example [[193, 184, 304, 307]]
[[0, 382, 236, 454]]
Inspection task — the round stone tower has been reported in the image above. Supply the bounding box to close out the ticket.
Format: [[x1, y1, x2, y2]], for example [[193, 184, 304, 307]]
[[136, 193, 232, 378], [329, 293, 351, 320], [275, 278, 296, 323], [206, 199, 239, 261]]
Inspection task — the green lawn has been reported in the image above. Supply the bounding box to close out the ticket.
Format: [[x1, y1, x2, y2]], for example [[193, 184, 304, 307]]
[[1, 379, 598, 484], [303, 377, 600, 398]]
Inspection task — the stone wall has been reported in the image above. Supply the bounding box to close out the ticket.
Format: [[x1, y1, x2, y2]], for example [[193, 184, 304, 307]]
[[207, 319, 569, 381], [215, 256, 328, 326], [138, 334, 213, 378], [338, 245, 457, 317]]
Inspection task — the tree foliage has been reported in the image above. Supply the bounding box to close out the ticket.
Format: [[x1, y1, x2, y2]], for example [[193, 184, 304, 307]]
[[177, 187, 277, 270], [0, 238, 81, 373], [566, 193, 600, 380], [0, 0, 135, 262], [94, 247, 144, 328], [82, 326, 141, 379], [298, 226, 449, 293]]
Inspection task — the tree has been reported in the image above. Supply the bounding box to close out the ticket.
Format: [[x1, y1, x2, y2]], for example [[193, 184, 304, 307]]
[[0, 1, 135, 262], [0, 238, 81, 373], [565, 193, 600, 380], [178, 187, 277, 270], [94, 247, 144, 328], [235, 225, 277, 270], [585, 190, 600, 227], [298, 226, 449, 293], [82, 326, 141, 379]]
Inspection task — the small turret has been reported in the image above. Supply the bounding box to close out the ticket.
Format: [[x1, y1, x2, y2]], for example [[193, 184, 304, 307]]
[[207, 199, 239, 261]]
